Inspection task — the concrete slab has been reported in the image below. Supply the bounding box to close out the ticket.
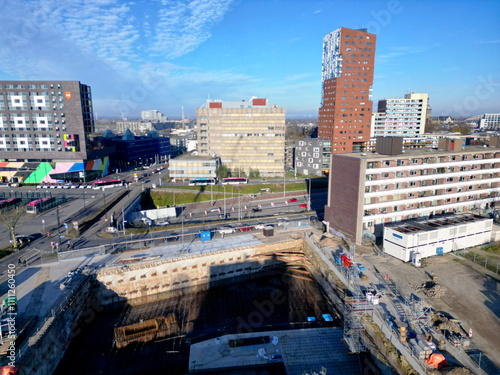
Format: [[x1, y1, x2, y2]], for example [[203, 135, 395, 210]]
[[189, 327, 360, 375]]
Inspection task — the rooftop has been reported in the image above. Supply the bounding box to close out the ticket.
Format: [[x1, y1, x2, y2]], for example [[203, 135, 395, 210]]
[[387, 214, 491, 234], [170, 153, 219, 161], [189, 327, 359, 375], [334, 145, 499, 160]]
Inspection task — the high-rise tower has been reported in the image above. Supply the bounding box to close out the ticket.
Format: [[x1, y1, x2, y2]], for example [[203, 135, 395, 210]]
[[318, 27, 376, 153]]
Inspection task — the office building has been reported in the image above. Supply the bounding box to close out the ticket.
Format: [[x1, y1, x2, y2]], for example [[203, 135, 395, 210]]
[[141, 110, 168, 122], [325, 139, 500, 244], [116, 120, 175, 134], [294, 138, 332, 176], [371, 93, 430, 137], [318, 27, 376, 153], [196, 98, 285, 177], [103, 128, 171, 170], [479, 113, 500, 129], [285, 140, 296, 172], [168, 154, 219, 180], [0, 80, 111, 183]]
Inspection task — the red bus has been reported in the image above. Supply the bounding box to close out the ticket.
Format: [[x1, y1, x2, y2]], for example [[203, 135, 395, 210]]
[[26, 197, 56, 214], [0, 198, 22, 211]]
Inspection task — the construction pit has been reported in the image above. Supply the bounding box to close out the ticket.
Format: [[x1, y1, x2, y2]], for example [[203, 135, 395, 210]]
[[15, 231, 497, 375], [52, 238, 368, 375]]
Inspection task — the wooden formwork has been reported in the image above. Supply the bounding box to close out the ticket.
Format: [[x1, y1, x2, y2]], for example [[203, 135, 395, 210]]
[[114, 314, 179, 349]]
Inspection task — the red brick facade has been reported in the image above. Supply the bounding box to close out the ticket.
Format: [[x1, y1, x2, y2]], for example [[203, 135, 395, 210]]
[[318, 28, 376, 154]]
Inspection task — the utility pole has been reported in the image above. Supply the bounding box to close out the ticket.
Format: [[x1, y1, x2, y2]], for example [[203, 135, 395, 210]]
[[122, 207, 126, 235], [223, 185, 226, 219], [82, 187, 86, 210], [308, 178, 312, 211], [283, 169, 286, 197], [102, 188, 108, 221], [56, 204, 61, 247]]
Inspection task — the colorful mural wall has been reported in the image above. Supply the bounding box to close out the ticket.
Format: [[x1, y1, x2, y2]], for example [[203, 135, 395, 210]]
[[0, 157, 109, 184]]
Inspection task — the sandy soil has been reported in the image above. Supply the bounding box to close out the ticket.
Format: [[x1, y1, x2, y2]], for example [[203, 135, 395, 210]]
[[354, 247, 500, 367]]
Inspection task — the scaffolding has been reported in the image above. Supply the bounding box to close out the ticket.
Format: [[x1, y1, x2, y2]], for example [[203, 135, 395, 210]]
[[343, 295, 373, 353]]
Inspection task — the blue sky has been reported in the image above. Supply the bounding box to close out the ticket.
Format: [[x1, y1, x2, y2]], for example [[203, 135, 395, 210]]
[[0, 0, 499, 119]]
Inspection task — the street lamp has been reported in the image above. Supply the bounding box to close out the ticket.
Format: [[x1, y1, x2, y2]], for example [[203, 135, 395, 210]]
[[222, 185, 226, 219], [102, 187, 108, 221], [283, 169, 286, 198], [308, 178, 312, 211]]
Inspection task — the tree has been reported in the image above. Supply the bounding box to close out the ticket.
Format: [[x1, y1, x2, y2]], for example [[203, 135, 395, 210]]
[[248, 168, 260, 179], [231, 167, 245, 177], [0, 207, 29, 251], [216, 165, 229, 180]]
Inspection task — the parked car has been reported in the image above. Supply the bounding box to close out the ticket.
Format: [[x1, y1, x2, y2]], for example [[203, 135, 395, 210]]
[[164, 233, 180, 242], [106, 227, 117, 233], [252, 208, 261, 212], [277, 219, 288, 227], [300, 203, 308, 208], [219, 227, 235, 234], [255, 223, 266, 230], [156, 221, 170, 226], [79, 184, 87, 189], [70, 184, 78, 189], [239, 226, 253, 232], [288, 198, 297, 203], [10, 235, 34, 245]]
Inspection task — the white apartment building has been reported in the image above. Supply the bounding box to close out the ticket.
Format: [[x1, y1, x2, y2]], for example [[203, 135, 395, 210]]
[[371, 92, 430, 137], [325, 143, 500, 244], [479, 113, 500, 129], [196, 98, 285, 177]]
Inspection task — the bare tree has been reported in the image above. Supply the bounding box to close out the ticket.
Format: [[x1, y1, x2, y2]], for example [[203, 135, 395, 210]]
[[0, 207, 29, 251]]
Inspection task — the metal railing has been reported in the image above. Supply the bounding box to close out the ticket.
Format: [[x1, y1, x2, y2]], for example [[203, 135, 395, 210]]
[[456, 249, 500, 274]]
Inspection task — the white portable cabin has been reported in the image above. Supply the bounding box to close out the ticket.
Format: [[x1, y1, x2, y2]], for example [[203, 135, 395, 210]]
[[383, 214, 492, 262]]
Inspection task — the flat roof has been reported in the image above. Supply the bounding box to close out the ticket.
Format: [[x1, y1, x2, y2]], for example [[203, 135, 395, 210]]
[[334, 145, 499, 160], [170, 154, 218, 161], [189, 327, 359, 375], [386, 214, 491, 234]]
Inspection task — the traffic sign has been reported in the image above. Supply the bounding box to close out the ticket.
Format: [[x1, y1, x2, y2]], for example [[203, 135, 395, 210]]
[[42, 219, 45, 223]]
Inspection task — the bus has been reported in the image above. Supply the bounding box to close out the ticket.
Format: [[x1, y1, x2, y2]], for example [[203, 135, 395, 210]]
[[221, 177, 248, 185], [92, 180, 124, 189], [0, 198, 22, 211], [26, 197, 56, 214], [189, 178, 216, 186]]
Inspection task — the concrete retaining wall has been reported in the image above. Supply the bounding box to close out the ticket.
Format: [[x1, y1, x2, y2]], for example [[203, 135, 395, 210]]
[[95, 240, 303, 307], [17, 277, 96, 375]]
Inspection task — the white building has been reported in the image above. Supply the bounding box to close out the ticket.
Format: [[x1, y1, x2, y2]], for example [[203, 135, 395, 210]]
[[479, 113, 500, 129], [384, 214, 492, 262], [371, 93, 430, 138], [141, 110, 168, 122]]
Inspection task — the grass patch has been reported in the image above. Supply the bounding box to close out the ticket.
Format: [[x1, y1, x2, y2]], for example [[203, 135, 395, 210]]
[[149, 190, 220, 207], [481, 244, 500, 255], [0, 247, 14, 260], [156, 180, 327, 195]]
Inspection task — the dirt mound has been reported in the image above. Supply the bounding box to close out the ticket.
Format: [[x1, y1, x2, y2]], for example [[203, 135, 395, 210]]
[[439, 366, 474, 375], [430, 312, 467, 337], [415, 281, 447, 298]]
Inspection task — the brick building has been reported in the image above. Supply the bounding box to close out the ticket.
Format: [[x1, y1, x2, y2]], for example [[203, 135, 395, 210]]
[[325, 139, 500, 244], [318, 27, 376, 153]]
